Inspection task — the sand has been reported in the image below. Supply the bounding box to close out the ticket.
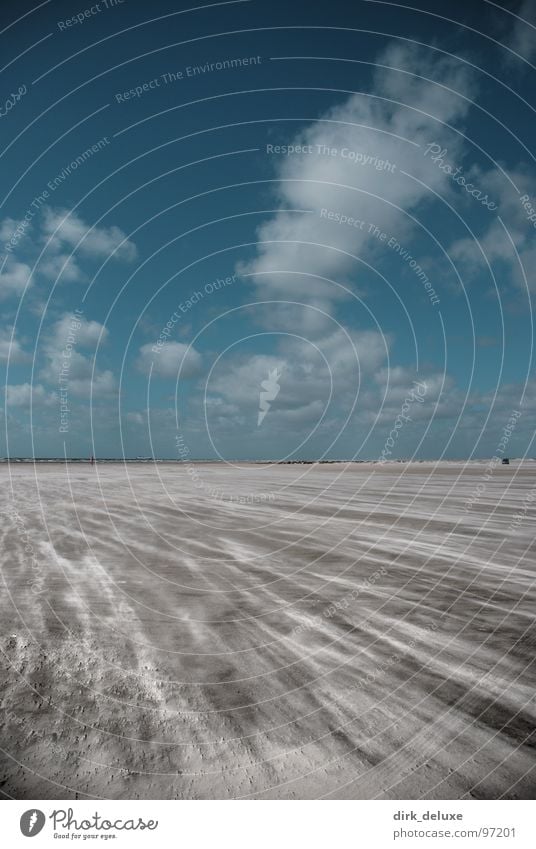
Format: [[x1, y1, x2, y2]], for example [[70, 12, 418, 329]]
[[0, 461, 534, 799]]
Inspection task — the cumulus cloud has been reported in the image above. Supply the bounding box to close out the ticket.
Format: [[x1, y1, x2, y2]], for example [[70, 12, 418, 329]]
[[504, 0, 536, 64], [211, 41, 477, 446], [40, 313, 116, 397], [37, 253, 83, 284], [449, 167, 536, 292], [372, 365, 454, 421], [5, 383, 55, 407], [126, 411, 146, 426], [67, 369, 116, 397], [0, 326, 30, 364], [52, 313, 109, 347], [238, 43, 475, 331], [137, 342, 203, 379], [205, 328, 388, 433], [41, 208, 138, 264], [0, 216, 31, 247], [0, 207, 138, 299], [0, 258, 31, 300], [33, 208, 137, 284]]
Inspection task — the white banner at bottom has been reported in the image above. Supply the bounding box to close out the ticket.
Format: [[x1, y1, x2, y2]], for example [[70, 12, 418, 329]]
[[2, 799, 534, 848]]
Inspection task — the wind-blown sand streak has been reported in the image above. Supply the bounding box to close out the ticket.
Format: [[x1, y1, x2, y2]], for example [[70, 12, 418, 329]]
[[0, 462, 534, 799]]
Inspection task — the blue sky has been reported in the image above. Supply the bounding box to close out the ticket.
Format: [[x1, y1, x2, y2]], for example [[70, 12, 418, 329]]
[[0, 0, 535, 459]]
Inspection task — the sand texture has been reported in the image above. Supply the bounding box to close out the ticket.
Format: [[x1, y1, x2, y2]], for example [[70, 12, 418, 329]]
[[0, 462, 534, 799]]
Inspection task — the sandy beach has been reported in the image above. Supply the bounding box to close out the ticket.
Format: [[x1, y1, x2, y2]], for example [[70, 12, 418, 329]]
[[0, 462, 534, 799]]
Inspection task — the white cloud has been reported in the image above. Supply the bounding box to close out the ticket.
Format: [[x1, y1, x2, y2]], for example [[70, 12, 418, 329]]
[[205, 328, 388, 432], [41, 208, 137, 264], [67, 368, 116, 397], [126, 411, 146, 425], [0, 216, 31, 246], [37, 253, 83, 284], [5, 383, 55, 407], [40, 313, 116, 398], [505, 0, 536, 64], [0, 327, 29, 363], [312, 327, 387, 375], [449, 168, 536, 292], [238, 43, 475, 331], [51, 313, 109, 347], [372, 365, 454, 422], [137, 342, 203, 379], [0, 258, 31, 300], [0, 208, 137, 296]]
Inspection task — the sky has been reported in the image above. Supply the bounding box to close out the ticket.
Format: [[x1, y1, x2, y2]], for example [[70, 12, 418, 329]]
[[0, 0, 534, 460]]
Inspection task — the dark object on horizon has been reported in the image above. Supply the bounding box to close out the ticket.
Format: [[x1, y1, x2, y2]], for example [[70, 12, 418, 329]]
[[502, 457, 510, 465]]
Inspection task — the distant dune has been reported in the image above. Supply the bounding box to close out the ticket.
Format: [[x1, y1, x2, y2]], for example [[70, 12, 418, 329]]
[[0, 462, 534, 799]]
